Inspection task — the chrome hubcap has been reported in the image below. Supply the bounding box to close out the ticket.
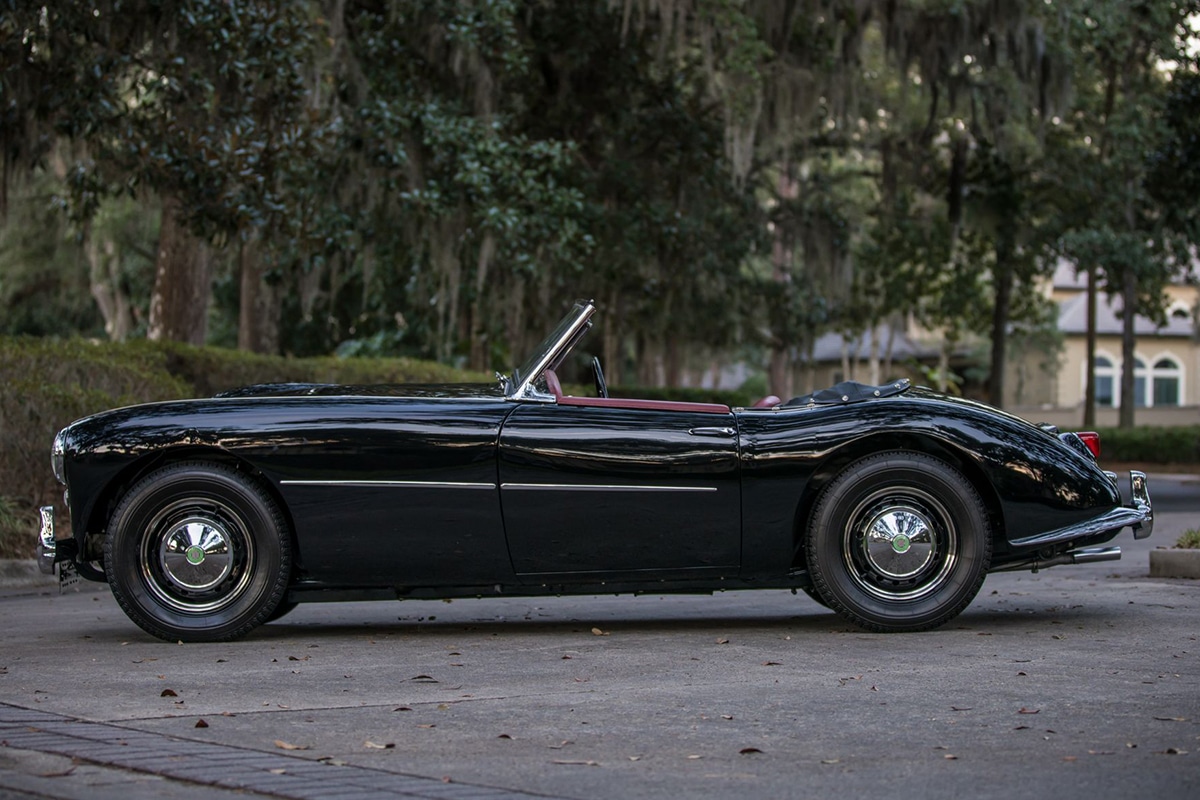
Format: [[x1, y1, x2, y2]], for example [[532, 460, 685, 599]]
[[140, 499, 254, 614], [160, 518, 233, 591], [844, 487, 958, 602], [863, 506, 936, 580]]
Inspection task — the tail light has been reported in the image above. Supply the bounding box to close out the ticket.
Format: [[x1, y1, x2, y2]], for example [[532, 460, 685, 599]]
[[1075, 431, 1101, 458]]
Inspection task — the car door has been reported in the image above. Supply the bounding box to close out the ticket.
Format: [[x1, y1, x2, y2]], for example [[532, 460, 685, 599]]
[[497, 398, 741, 579]]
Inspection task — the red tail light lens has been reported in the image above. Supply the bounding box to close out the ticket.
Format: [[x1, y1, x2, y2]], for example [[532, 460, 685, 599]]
[[1075, 431, 1101, 458]]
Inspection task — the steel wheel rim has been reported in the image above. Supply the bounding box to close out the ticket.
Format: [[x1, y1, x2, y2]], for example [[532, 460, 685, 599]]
[[842, 486, 957, 602], [139, 498, 255, 614]]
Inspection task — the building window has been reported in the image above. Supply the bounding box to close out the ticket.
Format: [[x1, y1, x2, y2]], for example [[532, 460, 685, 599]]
[[1134, 357, 1147, 408], [1094, 356, 1115, 407], [1151, 357, 1182, 406]]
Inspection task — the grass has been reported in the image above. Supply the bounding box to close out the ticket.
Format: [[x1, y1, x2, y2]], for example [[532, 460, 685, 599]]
[[1174, 528, 1200, 549]]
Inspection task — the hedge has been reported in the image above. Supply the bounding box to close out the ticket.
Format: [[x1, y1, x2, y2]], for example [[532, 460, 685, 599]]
[[1094, 425, 1200, 465]]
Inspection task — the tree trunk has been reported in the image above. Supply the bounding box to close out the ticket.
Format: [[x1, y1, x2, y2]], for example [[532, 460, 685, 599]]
[[1083, 265, 1097, 427], [468, 233, 496, 371], [988, 230, 1015, 409], [603, 290, 620, 387], [867, 324, 880, 385], [768, 167, 798, 398], [84, 226, 134, 341], [1119, 267, 1137, 429], [237, 236, 281, 354], [147, 194, 211, 345]]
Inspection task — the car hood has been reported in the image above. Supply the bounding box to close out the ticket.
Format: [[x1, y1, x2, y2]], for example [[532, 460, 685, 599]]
[[214, 382, 507, 400]]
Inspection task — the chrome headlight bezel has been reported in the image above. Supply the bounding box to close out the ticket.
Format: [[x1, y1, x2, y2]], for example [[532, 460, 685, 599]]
[[52, 428, 67, 485]]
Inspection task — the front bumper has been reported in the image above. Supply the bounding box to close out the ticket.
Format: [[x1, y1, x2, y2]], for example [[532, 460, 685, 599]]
[[1009, 470, 1153, 549], [37, 505, 56, 575]]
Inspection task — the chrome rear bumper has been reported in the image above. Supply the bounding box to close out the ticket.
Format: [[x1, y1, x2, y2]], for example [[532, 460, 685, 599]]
[[1009, 470, 1153, 549]]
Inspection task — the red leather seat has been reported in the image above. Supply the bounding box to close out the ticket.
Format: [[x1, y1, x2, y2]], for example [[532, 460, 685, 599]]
[[544, 369, 564, 399]]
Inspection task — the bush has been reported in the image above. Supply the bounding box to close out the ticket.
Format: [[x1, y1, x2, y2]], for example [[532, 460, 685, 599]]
[[1095, 426, 1200, 465]]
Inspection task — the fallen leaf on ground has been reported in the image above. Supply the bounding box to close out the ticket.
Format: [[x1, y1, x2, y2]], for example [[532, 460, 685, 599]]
[[160, 689, 177, 697], [591, 627, 609, 636], [551, 759, 599, 766], [364, 741, 395, 749], [739, 747, 764, 755], [1018, 708, 1040, 714], [274, 740, 309, 751], [194, 719, 208, 728]]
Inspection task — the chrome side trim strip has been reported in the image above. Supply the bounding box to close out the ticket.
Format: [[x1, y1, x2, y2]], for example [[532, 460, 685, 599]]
[[501, 483, 717, 493], [280, 480, 495, 490]]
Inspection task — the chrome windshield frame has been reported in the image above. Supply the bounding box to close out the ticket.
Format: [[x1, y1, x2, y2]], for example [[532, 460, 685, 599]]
[[507, 300, 596, 401]]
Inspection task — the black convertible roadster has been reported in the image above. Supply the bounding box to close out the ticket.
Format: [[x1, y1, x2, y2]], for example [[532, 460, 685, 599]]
[[40, 300, 1153, 641]]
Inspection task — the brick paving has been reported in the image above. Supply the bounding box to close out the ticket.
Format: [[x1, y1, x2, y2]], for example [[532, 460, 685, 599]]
[[0, 703, 567, 800]]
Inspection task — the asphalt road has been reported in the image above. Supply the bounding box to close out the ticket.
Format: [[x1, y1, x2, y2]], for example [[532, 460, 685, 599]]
[[1, 502, 1197, 800]]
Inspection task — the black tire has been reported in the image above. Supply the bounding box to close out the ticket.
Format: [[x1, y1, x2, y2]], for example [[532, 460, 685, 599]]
[[266, 600, 299, 623], [805, 452, 991, 633], [802, 586, 829, 608], [104, 462, 291, 642]]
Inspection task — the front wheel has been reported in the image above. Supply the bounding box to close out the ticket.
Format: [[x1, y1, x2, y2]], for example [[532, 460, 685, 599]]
[[806, 452, 991, 632], [104, 462, 291, 642]]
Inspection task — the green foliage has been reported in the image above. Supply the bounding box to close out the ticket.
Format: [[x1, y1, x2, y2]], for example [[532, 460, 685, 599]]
[[1094, 426, 1200, 465], [1175, 529, 1200, 550], [0, 496, 26, 559]]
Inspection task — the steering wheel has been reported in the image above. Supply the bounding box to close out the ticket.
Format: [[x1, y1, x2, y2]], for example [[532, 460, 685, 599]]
[[591, 356, 609, 398]]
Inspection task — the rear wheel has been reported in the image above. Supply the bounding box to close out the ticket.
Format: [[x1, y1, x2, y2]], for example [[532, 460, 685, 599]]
[[806, 452, 991, 632], [104, 462, 291, 642]]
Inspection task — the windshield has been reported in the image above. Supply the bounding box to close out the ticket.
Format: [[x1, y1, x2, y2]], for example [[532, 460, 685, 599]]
[[512, 301, 594, 395]]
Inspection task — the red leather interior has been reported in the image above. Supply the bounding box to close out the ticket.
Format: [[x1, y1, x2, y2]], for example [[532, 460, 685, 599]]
[[544, 369, 564, 399]]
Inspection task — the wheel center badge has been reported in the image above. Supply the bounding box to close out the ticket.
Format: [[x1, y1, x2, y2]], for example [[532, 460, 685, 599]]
[[185, 545, 206, 566], [892, 534, 911, 554]]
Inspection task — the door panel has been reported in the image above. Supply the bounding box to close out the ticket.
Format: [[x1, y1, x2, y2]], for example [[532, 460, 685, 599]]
[[498, 403, 740, 578]]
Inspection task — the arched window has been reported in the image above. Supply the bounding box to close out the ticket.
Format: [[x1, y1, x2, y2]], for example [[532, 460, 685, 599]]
[[1094, 355, 1115, 407], [1151, 357, 1182, 406], [1134, 357, 1147, 408]]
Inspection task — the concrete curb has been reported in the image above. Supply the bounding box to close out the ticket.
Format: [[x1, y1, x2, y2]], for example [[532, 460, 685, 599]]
[[1149, 548, 1200, 579], [0, 559, 56, 589]]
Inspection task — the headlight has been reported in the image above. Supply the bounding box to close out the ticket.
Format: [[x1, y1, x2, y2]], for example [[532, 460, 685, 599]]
[[52, 429, 66, 485]]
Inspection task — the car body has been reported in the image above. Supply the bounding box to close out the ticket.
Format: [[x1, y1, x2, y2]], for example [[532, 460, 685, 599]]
[[40, 300, 1153, 641]]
